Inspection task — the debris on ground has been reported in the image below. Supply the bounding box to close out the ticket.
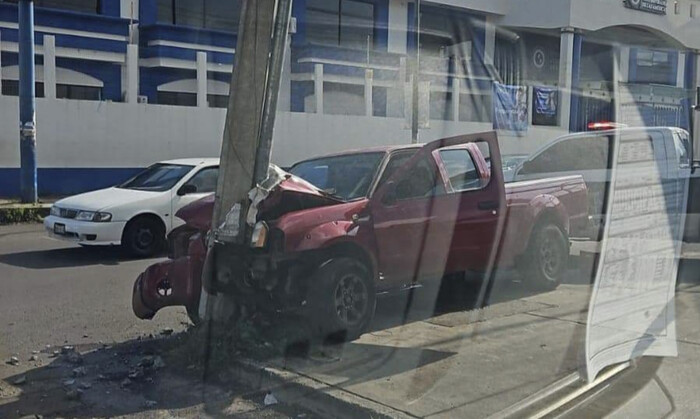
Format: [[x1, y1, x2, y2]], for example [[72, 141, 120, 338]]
[[144, 400, 158, 408], [264, 391, 278, 406], [7, 356, 20, 366], [29, 355, 39, 362], [78, 382, 92, 390], [63, 379, 76, 386], [161, 328, 174, 336], [64, 388, 83, 401], [120, 378, 132, 388], [72, 366, 87, 377], [13, 375, 27, 385]]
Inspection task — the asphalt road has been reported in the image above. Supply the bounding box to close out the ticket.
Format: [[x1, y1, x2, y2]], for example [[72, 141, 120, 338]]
[[0, 224, 317, 418], [3, 223, 700, 418]]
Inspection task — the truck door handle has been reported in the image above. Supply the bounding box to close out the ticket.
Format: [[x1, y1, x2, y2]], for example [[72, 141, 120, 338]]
[[478, 201, 499, 210]]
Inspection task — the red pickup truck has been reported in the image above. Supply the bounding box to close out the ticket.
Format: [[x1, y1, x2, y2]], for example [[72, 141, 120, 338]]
[[133, 132, 588, 339]]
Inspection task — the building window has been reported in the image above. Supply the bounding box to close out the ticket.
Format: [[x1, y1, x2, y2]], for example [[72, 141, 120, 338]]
[[157, 91, 197, 107], [57, 84, 101, 100], [208, 94, 229, 108], [157, 0, 242, 33], [1, 81, 100, 100], [1, 0, 100, 14], [635, 49, 674, 85], [307, 0, 375, 49], [1, 80, 45, 97]]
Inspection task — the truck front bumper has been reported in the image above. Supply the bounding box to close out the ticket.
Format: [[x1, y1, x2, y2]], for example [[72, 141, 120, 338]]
[[132, 255, 203, 320]]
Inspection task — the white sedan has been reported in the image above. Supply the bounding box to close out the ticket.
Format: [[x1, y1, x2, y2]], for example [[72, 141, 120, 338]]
[[44, 158, 219, 256]]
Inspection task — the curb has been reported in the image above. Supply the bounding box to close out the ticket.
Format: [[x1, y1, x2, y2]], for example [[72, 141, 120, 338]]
[[228, 357, 415, 419]]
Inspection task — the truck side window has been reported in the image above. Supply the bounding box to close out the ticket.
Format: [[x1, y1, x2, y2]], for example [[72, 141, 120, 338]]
[[521, 136, 610, 174], [377, 150, 418, 188], [185, 167, 219, 193], [438, 149, 481, 192], [394, 157, 443, 200]]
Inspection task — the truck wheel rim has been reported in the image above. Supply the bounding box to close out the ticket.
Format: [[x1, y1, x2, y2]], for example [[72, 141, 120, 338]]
[[540, 232, 561, 279], [334, 273, 368, 327]]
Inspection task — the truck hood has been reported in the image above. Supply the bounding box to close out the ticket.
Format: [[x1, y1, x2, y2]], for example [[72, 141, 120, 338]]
[[176, 165, 342, 232]]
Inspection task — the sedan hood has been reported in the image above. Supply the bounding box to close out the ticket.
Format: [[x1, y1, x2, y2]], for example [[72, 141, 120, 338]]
[[55, 187, 162, 212]]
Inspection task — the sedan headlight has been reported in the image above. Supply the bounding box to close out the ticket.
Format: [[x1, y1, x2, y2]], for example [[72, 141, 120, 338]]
[[76, 211, 112, 222], [50, 206, 60, 217], [250, 221, 269, 248]]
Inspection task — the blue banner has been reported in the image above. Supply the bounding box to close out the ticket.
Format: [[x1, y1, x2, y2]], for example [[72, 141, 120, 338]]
[[493, 83, 528, 133], [533, 86, 559, 126]]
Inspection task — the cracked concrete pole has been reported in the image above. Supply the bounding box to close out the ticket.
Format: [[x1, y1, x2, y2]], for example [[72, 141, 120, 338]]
[[201, 0, 292, 323]]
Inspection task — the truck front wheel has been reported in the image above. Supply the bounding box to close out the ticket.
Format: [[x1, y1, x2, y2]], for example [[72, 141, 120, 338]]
[[521, 224, 568, 291], [311, 257, 376, 343]]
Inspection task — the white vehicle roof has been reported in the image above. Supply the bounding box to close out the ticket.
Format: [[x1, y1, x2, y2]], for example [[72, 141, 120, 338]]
[[160, 158, 220, 167]]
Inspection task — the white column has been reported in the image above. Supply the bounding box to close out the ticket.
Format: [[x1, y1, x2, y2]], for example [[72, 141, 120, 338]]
[[696, 53, 700, 90], [558, 30, 575, 130], [484, 15, 496, 66], [365, 69, 373, 117], [121, 0, 139, 19], [619, 46, 630, 84], [452, 77, 460, 121], [43, 35, 56, 99], [314, 63, 324, 114], [0, 31, 3, 95], [387, 0, 408, 55], [196, 51, 207, 108], [677, 52, 686, 88], [125, 44, 139, 103]]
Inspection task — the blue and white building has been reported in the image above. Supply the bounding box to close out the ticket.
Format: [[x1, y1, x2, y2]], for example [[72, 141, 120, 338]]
[[1, 0, 699, 196]]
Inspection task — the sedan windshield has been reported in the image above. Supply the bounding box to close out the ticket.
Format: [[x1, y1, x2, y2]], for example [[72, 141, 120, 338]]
[[118, 164, 194, 192], [289, 152, 385, 201]]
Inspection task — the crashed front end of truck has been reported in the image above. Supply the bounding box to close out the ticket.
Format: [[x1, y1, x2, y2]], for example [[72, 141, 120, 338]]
[[133, 165, 363, 323]]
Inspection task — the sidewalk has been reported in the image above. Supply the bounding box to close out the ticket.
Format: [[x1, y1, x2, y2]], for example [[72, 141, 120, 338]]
[[227, 272, 700, 418]]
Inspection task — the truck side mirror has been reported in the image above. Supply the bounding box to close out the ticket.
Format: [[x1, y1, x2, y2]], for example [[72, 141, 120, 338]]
[[178, 184, 198, 196]]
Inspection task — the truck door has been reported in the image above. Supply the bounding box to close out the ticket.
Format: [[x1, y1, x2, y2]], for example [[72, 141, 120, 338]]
[[370, 132, 506, 287]]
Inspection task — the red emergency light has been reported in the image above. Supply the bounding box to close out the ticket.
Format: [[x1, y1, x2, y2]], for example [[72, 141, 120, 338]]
[[587, 121, 628, 131]]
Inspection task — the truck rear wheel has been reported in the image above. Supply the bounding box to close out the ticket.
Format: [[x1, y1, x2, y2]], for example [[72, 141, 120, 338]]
[[311, 257, 376, 343], [521, 224, 568, 291]]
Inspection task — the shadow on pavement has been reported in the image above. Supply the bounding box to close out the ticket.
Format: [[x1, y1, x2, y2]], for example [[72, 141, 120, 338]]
[[0, 334, 313, 419], [0, 246, 165, 270]]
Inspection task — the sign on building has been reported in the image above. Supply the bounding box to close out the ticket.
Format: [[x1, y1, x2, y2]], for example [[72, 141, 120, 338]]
[[493, 83, 528, 133], [585, 130, 688, 382], [624, 0, 667, 15]]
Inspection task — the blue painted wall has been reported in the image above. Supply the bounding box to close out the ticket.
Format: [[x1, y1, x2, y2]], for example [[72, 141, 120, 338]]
[[0, 168, 143, 197]]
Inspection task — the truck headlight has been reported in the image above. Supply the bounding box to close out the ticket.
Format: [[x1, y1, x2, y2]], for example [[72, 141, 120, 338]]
[[250, 221, 269, 248], [76, 211, 112, 222]]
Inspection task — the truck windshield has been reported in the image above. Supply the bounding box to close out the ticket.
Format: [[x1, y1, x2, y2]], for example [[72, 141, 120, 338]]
[[289, 152, 385, 201], [118, 164, 194, 192]]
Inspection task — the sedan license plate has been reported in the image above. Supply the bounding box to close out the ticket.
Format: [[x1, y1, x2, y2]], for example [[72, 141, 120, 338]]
[[54, 223, 66, 235]]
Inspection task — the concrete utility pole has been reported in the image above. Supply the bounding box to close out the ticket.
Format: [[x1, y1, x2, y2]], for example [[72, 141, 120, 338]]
[[411, 0, 421, 144], [201, 0, 293, 320], [18, 0, 37, 203]]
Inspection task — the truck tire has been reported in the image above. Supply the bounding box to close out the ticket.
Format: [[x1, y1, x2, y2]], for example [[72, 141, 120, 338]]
[[122, 216, 164, 258], [521, 224, 568, 291], [311, 257, 376, 343]]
